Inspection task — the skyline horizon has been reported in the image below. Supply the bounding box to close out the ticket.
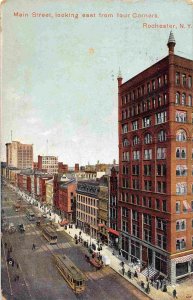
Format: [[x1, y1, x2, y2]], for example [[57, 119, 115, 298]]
[[2, 0, 193, 165]]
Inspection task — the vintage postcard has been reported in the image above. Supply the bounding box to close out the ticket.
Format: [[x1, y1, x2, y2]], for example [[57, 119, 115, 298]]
[[1, 0, 193, 299]]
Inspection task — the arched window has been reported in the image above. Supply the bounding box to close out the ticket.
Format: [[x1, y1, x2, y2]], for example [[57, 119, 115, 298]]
[[176, 129, 187, 142], [176, 92, 180, 104], [182, 93, 186, 105], [133, 135, 140, 146], [144, 133, 152, 144], [123, 139, 129, 147], [158, 130, 167, 142]]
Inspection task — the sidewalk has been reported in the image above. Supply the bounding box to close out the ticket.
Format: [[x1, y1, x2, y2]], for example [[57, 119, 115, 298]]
[[8, 183, 193, 300]]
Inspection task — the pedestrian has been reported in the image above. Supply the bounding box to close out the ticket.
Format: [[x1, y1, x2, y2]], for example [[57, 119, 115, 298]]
[[160, 279, 163, 289], [146, 282, 150, 294], [121, 261, 124, 267], [173, 289, 177, 298], [146, 276, 149, 282], [141, 281, 145, 289], [4, 242, 7, 248], [150, 278, 154, 286], [12, 260, 15, 267], [127, 269, 131, 279], [122, 267, 125, 276], [163, 284, 167, 292], [32, 243, 36, 250], [134, 271, 138, 279], [16, 263, 19, 269], [156, 279, 159, 290]]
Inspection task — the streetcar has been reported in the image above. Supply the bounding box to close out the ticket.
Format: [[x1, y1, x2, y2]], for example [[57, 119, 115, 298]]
[[53, 254, 86, 294], [26, 209, 35, 221], [42, 225, 57, 244]]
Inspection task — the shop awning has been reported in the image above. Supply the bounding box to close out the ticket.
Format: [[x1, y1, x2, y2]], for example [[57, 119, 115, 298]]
[[107, 228, 120, 236], [172, 253, 193, 263], [183, 200, 191, 211], [60, 220, 69, 226], [98, 223, 105, 227]]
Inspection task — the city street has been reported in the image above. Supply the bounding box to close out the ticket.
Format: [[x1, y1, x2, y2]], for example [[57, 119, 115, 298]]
[[1, 183, 149, 300]]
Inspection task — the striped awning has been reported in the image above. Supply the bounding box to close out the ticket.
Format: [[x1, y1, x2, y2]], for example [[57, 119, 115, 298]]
[[183, 200, 191, 211], [173, 253, 193, 264]]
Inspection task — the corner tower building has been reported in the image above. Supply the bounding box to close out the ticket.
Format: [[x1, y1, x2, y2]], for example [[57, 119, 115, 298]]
[[118, 32, 193, 284]]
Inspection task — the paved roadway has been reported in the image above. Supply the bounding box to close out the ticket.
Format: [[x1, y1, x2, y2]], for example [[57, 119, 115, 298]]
[[1, 183, 149, 300]]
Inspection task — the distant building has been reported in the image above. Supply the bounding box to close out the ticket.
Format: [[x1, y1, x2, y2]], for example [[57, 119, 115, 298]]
[[38, 155, 58, 174], [74, 163, 79, 173], [46, 179, 54, 206], [58, 180, 76, 223], [6, 141, 33, 169], [98, 176, 109, 244], [76, 181, 100, 238], [58, 162, 68, 173], [108, 166, 119, 247]]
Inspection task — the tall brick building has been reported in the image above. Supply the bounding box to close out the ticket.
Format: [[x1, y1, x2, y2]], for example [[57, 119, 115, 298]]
[[6, 141, 33, 169], [118, 32, 193, 283]]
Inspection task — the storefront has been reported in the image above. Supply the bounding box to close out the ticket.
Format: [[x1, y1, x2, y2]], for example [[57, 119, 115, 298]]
[[171, 253, 193, 283]]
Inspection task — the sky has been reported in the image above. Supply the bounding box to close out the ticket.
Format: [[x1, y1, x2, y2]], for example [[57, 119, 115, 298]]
[[1, 0, 193, 166]]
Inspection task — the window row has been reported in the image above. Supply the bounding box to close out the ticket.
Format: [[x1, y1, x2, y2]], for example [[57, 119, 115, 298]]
[[176, 200, 192, 213], [175, 73, 192, 88], [121, 94, 168, 117], [123, 130, 167, 147], [176, 183, 193, 195], [120, 194, 167, 212], [121, 75, 168, 106]]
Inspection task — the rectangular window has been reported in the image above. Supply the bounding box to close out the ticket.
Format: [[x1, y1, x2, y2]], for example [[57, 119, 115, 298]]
[[132, 210, 138, 221], [156, 111, 167, 124], [158, 77, 162, 87], [152, 80, 156, 90], [132, 120, 138, 131], [157, 182, 166, 193], [133, 150, 140, 160], [176, 72, 180, 85], [157, 164, 166, 176], [157, 148, 166, 159], [176, 219, 186, 231], [143, 116, 151, 128], [144, 149, 152, 160], [132, 165, 140, 175], [144, 165, 151, 176], [188, 76, 192, 88], [176, 165, 187, 176], [156, 199, 160, 210], [147, 82, 151, 93], [132, 179, 139, 189], [144, 229, 151, 243], [176, 111, 187, 123], [182, 74, 186, 86], [122, 124, 128, 134], [144, 214, 152, 225], [144, 180, 152, 191], [176, 183, 187, 195], [176, 201, 180, 213], [162, 200, 167, 212], [176, 148, 186, 159], [176, 238, 186, 250]]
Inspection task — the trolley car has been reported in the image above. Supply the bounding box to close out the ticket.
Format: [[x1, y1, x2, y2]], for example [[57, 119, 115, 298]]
[[53, 254, 85, 294], [42, 225, 57, 244], [26, 209, 35, 221]]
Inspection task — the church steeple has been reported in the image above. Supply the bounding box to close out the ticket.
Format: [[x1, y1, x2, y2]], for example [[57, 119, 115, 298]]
[[167, 31, 176, 54]]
